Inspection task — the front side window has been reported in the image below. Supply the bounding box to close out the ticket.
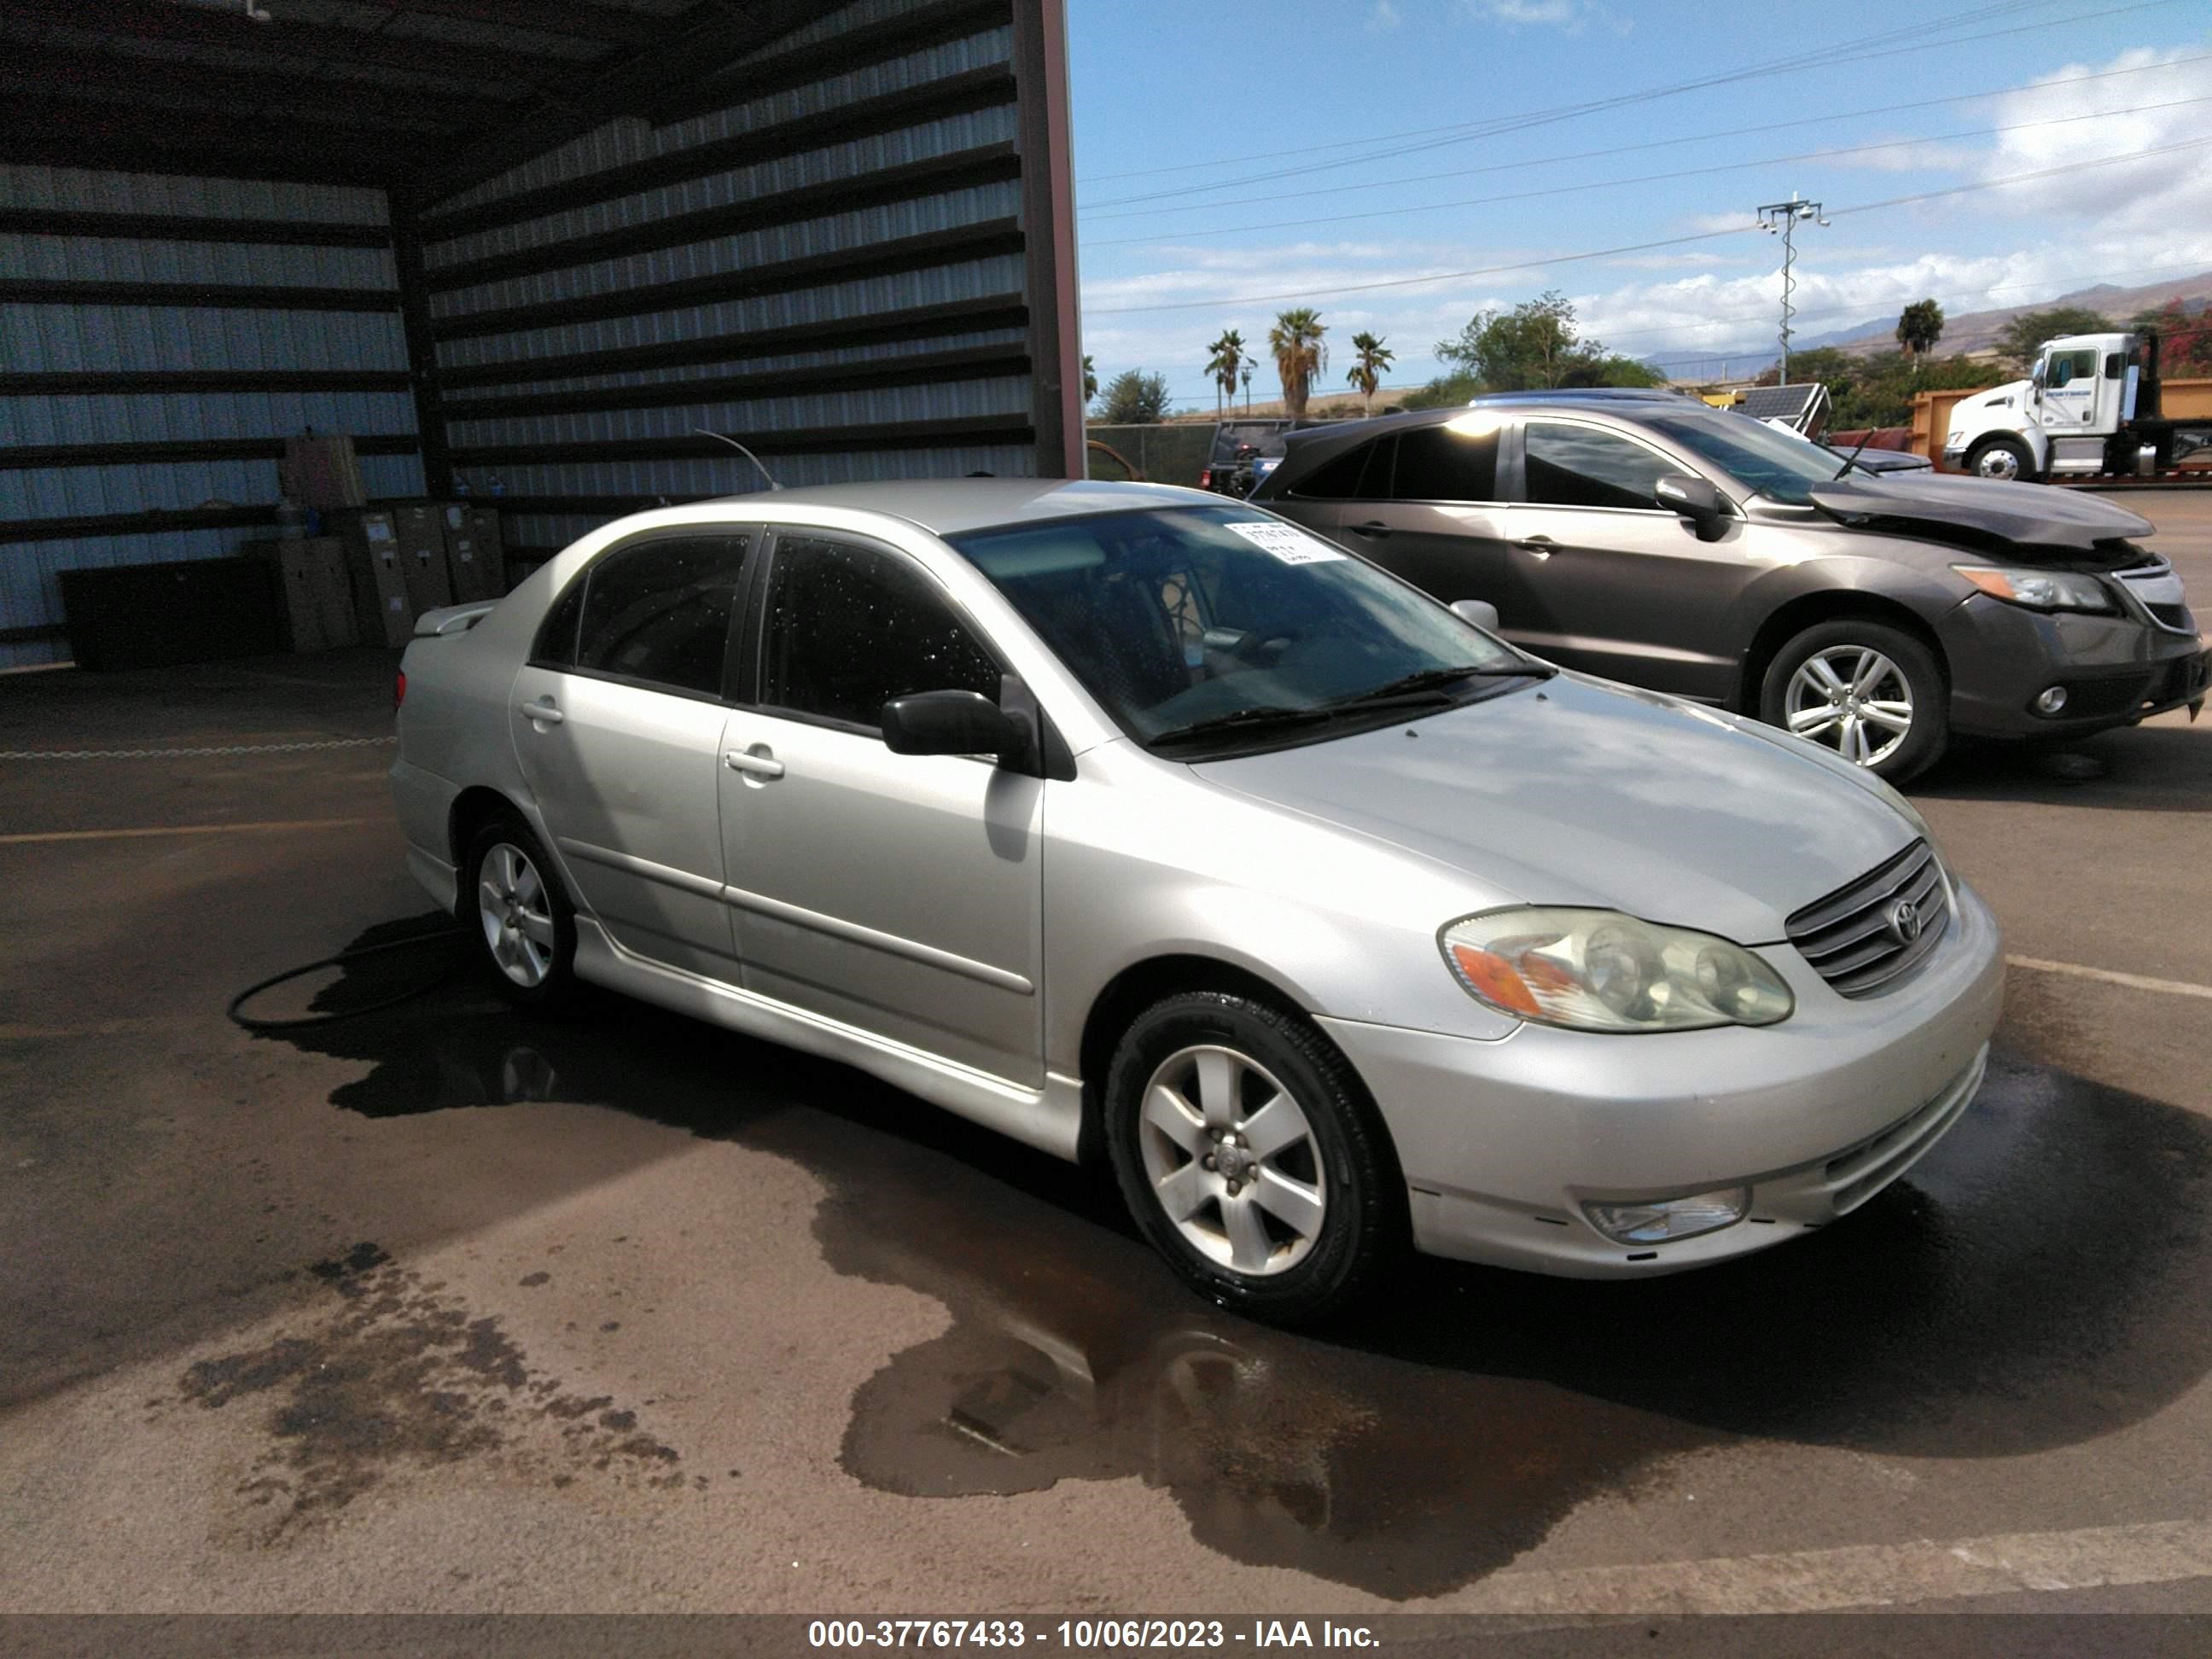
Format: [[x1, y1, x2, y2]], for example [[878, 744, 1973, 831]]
[[562, 533, 749, 694], [1290, 437, 1391, 499], [946, 504, 1536, 753], [1642, 411, 1833, 504], [2047, 347, 2096, 387], [759, 534, 1000, 730], [1522, 421, 1676, 510]]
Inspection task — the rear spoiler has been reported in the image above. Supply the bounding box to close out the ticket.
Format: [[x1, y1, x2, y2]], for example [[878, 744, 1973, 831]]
[[411, 599, 498, 638]]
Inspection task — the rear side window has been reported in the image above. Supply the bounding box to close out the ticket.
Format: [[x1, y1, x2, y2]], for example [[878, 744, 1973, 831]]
[[759, 533, 1001, 731], [570, 533, 750, 696], [1390, 424, 1499, 502], [1291, 437, 1391, 498], [1522, 421, 1672, 510], [533, 573, 586, 667]]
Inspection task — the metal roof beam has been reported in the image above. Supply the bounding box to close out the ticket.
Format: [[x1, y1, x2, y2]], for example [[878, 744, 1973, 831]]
[[0, 48, 478, 132], [378, 1, 665, 47]]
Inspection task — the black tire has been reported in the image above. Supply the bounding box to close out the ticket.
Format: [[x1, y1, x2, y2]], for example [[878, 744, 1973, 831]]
[[1964, 434, 2037, 484], [1759, 618, 1948, 784], [1103, 990, 1406, 1327], [462, 813, 579, 1009]]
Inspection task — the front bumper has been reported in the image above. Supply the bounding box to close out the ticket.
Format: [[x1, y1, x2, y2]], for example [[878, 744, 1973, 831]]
[[1318, 880, 2005, 1278], [1941, 593, 2207, 737]]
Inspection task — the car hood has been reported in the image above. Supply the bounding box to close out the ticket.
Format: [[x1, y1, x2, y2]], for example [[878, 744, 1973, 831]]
[[1191, 673, 1921, 945], [1805, 470, 2152, 560]]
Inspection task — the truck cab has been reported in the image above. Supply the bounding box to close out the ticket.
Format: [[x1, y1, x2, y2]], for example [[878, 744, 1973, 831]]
[[1944, 330, 2209, 482]]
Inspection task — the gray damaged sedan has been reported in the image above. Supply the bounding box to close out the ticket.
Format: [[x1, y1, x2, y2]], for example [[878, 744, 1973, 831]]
[[393, 480, 2004, 1324]]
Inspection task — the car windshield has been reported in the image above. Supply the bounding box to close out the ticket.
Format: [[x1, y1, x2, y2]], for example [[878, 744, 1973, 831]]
[[1643, 410, 1848, 504], [946, 504, 1536, 752]]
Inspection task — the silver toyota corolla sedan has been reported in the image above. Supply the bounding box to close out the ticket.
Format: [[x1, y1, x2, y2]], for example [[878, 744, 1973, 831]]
[[391, 479, 2004, 1324]]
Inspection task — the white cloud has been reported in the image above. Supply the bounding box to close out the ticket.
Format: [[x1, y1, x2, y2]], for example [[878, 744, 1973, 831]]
[[1463, 0, 1628, 32], [1367, 0, 1401, 31]]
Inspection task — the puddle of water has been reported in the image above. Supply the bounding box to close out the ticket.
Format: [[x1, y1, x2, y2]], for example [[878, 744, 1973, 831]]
[[259, 917, 2212, 1596]]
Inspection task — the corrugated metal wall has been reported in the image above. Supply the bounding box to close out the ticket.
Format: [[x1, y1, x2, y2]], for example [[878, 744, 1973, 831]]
[[413, 0, 1049, 566], [0, 168, 422, 669]]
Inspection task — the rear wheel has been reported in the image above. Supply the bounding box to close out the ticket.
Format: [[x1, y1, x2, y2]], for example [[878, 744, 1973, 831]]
[[1760, 619, 1947, 783], [1103, 991, 1404, 1326], [1965, 434, 2036, 483], [463, 815, 578, 1008]]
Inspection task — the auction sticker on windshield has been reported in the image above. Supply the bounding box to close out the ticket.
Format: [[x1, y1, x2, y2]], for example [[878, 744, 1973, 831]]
[[1224, 521, 1346, 564]]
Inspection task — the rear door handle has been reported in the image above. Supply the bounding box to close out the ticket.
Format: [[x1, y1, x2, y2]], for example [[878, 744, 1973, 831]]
[[517, 698, 564, 725], [1512, 535, 1557, 559], [1349, 520, 1392, 538], [724, 748, 785, 779]]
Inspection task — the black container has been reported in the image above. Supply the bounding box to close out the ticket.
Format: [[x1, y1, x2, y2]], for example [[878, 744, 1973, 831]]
[[58, 556, 283, 672]]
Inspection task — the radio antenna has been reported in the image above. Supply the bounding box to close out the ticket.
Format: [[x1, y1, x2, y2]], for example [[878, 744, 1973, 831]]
[[693, 428, 782, 492]]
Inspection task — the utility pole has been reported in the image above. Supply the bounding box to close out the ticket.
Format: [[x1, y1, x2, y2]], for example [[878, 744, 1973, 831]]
[[1241, 359, 1253, 415], [1756, 193, 1827, 386]]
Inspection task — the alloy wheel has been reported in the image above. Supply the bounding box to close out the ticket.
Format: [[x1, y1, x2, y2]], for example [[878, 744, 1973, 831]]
[[478, 841, 557, 987], [1137, 1045, 1328, 1277], [1784, 646, 1914, 767], [1974, 447, 2022, 481]]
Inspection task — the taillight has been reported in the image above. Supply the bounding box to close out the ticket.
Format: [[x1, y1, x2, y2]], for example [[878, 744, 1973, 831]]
[[394, 671, 407, 710], [1198, 468, 1214, 488]]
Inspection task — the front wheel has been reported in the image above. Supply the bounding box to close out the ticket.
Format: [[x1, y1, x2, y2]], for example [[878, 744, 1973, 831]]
[[1760, 620, 1948, 783], [1965, 434, 2037, 483], [1103, 991, 1405, 1326]]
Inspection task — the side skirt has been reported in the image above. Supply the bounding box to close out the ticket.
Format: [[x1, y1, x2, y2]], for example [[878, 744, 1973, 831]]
[[571, 919, 1085, 1162]]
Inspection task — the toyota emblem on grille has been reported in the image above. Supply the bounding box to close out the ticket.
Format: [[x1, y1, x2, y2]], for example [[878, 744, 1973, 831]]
[[1887, 898, 1923, 945]]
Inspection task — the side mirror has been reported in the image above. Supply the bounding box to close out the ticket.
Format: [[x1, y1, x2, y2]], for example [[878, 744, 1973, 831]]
[[1450, 598, 1501, 631], [1655, 474, 1726, 539], [881, 690, 1022, 760]]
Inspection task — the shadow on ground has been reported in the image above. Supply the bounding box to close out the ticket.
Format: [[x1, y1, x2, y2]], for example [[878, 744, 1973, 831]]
[[1912, 722, 2210, 812], [260, 917, 2212, 1598]]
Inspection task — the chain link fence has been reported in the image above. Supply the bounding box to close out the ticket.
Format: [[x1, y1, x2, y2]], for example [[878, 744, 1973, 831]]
[[1084, 424, 1220, 488]]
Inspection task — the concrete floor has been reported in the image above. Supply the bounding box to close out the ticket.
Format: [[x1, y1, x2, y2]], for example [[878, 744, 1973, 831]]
[[2, 491, 2208, 1621]]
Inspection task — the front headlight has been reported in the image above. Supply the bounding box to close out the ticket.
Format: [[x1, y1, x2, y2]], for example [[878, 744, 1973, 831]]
[[1440, 908, 1794, 1033], [1954, 565, 2116, 614]]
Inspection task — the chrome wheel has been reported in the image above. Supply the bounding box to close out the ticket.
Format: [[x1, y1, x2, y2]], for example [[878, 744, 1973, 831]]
[[1785, 646, 1914, 768], [1973, 445, 2023, 481], [477, 841, 556, 987], [1138, 1045, 1327, 1278]]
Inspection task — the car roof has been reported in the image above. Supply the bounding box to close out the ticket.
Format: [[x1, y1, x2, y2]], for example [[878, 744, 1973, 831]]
[[690, 477, 1214, 538]]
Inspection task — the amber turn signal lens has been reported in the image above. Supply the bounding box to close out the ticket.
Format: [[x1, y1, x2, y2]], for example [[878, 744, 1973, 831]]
[[1448, 942, 1541, 1017]]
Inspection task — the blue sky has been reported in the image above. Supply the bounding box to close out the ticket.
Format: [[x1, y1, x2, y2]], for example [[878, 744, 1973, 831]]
[[1065, 0, 2212, 408]]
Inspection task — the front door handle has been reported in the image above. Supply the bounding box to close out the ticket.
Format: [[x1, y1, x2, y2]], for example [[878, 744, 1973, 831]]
[[724, 748, 785, 779], [1512, 535, 1557, 559], [1349, 520, 1392, 538], [517, 698, 564, 725]]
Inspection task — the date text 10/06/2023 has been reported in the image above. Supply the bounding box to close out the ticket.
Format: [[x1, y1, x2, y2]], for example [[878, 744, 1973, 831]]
[[806, 1620, 1381, 1649]]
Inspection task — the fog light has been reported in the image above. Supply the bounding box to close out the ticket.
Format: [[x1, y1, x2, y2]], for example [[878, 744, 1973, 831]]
[[1584, 1186, 1750, 1245], [2034, 685, 2069, 715]]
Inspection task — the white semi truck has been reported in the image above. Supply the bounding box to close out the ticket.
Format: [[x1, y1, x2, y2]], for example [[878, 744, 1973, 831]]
[[1942, 329, 2212, 483]]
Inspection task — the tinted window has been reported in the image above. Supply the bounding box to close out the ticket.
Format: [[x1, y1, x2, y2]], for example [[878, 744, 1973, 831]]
[[1522, 421, 1673, 509], [533, 573, 586, 667], [760, 534, 1000, 730], [1390, 424, 1499, 501], [1291, 437, 1389, 498], [570, 534, 748, 694]]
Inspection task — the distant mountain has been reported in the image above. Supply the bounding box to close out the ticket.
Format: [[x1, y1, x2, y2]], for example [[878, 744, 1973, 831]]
[[1656, 271, 2212, 380]]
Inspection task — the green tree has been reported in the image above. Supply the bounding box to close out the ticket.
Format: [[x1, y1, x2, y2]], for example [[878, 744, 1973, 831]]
[[1204, 330, 1246, 416], [1756, 346, 1994, 428], [1344, 330, 1394, 416], [1994, 306, 2114, 372], [1095, 367, 1172, 424], [1080, 354, 1097, 408], [1268, 307, 1329, 418], [1434, 289, 1655, 391], [1895, 298, 1945, 359]]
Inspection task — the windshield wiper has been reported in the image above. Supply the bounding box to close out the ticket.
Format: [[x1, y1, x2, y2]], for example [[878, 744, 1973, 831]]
[[1330, 662, 1553, 707], [1145, 705, 1343, 748], [1832, 427, 1877, 480]]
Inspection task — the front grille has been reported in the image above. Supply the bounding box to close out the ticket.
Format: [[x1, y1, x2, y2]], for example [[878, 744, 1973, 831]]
[[2114, 556, 2197, 637], [1786, 839, 1951, 998], [2063, 675, 2153, 719], [2148, 601, 2195, 632]]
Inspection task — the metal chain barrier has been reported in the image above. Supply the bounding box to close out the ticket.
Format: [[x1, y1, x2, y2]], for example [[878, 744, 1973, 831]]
[[0, 736, 399, 760]]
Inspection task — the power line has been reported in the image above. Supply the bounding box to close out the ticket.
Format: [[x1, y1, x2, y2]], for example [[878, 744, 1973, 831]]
[[1075, 0, 2186, 210], [1081, 136, 2212, 317], [1074, 0, 2051, 190], [1081, 94, 2212, 249], [1076, 55, 2212, 226]]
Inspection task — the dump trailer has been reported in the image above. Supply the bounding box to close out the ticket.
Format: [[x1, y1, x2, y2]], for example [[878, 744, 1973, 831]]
[[1943, 329, 2212, 482]]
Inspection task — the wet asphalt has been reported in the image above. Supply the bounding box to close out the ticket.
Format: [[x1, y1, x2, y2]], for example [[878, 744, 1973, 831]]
[[0, 490, 2207, 1620]]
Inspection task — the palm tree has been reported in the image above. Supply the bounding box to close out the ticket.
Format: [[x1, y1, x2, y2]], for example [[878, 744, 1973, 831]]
[[1268, 308, 1328, 419], [1080, 354, 1098, 409], [1895, 300, 1944, 362], [1205, 329, 1246, 416], [1345, 330, 1394, 416]]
